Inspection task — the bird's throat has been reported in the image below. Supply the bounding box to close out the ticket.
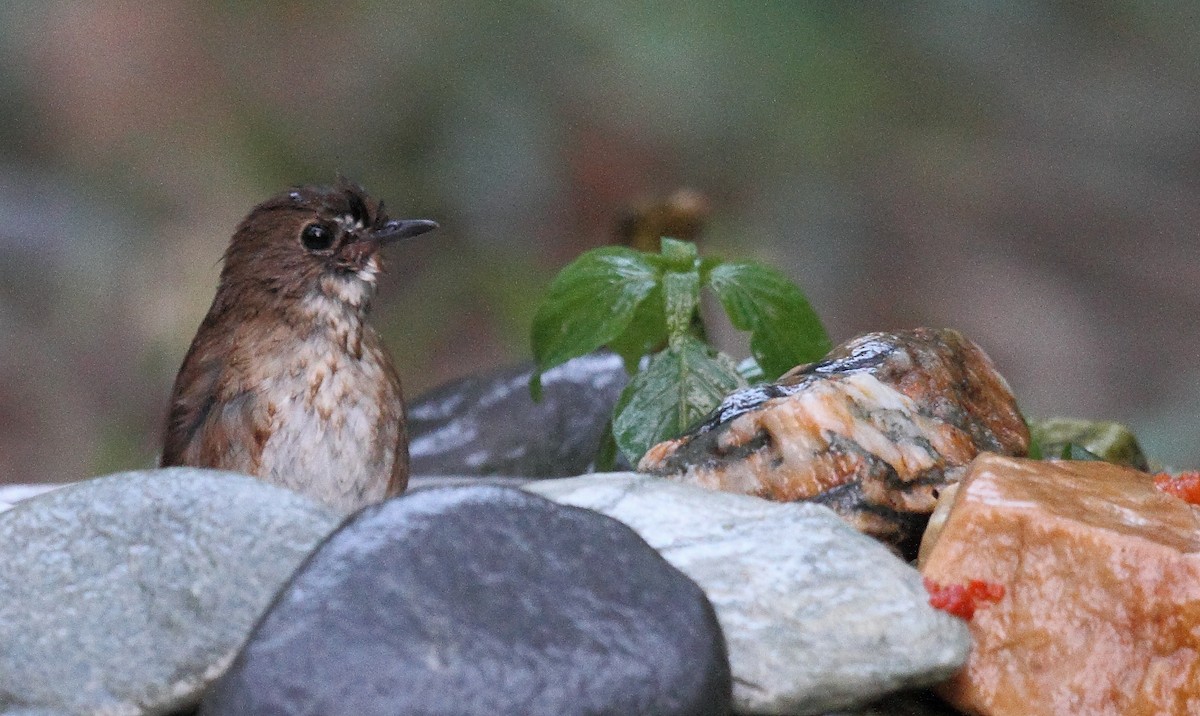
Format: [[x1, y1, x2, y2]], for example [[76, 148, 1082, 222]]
[[301, 276, 377, 359], [318, 269, 377, 310]]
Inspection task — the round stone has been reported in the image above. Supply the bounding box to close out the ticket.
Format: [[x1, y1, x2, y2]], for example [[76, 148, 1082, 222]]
[[0, 468, 341, 715], [203, 486, 731, 715]]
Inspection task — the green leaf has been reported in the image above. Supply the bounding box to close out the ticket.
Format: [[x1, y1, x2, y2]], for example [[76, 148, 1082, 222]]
[[612, 335, 745, 465], [594, 420, 620, 471], [606, 285, 668, 374], [663, 269, 701, 342], [707, 261, 831, 380], [660, 237, 698, 270], [530, 247, 661, 396], [1025, 418, 1043, 460], [699, 255, 724, 280]]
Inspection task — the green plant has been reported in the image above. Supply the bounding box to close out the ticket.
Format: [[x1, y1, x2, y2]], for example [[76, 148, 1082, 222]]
[[530, 237, 830, 466]]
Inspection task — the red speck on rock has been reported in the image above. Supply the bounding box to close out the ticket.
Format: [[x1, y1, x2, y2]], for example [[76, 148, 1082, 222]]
[[1153, 472, 1200, 505], [923, 577, 1005, 620]]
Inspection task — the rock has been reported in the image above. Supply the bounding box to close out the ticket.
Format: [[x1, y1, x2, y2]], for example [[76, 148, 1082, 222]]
[[821, 689, 964, 715], [203, 485, 731, 716], [408, 352, 631, 477], [639, 328, 1028, 557], [0, 483, 62, 512], [921, 454, 1200, 716], [0, 468, 340, 716], [915, 482, 960, 569], [406, 474, 533, 492], [525, 473, 971, 715], [1028, 416, 1149, 469]]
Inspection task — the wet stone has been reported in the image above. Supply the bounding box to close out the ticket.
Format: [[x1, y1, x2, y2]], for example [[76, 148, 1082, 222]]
[[0, 468, 340, 716], [639, 328, 1029, 557], [526, 473, 971, 715], [407, 352, 630, 477], [203, 485, 731, 716]]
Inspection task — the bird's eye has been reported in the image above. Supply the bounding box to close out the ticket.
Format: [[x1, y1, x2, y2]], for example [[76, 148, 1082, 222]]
[[300, 223, 335, 252]]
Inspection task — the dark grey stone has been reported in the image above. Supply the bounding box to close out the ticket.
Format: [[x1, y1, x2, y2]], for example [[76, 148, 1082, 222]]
[[0, 468, 341, 716], [407, 352, 630, 477], [406, 474, 534, 492], [203, 486, 731, 716]]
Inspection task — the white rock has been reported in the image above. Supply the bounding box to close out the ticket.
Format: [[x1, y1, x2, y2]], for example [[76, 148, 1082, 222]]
[[525, 473, 970, 715], [0, 483, 63, 511]]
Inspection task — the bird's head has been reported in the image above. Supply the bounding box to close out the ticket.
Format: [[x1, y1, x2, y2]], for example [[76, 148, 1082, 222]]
[[219, 180, 437, 312]]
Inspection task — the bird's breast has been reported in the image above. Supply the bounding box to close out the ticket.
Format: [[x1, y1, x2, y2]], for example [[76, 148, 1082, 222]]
[[253, 326, 401, 514]]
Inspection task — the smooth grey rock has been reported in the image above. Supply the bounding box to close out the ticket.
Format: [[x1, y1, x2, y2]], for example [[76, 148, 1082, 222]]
[[204, 486, 732, 716], [408, 352, 630, 477], [0, 483, 62, 512], [0, 468, 341, 716], [525, 473, 971, 715]]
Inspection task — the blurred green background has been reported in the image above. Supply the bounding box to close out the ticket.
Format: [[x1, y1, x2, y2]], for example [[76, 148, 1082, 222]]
[[1, 1, 1197, 484]]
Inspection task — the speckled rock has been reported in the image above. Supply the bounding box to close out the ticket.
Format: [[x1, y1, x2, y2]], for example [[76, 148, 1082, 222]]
[[525, 473, 971, 715], [203, 485, 731, 716], [923, 455, 1200, 716], [639, 328, 1029, 557], [0, 468, 340, 716], [0, 483, 61, 512], [408, 352, 630, 476]]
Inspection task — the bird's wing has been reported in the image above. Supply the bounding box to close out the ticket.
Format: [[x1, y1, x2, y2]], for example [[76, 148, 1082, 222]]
[[385, 357, 410, 497], [387, 419, 409, 496], [161, 355, 266, 473]]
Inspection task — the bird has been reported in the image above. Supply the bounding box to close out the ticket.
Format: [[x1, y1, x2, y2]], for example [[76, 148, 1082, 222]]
[[161, 180, 437, 513]]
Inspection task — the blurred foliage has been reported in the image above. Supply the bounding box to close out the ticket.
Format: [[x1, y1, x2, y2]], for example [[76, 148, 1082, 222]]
[[1, 1, 1199, 482]]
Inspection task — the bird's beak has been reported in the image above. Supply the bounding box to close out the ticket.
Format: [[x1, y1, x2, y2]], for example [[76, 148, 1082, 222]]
[[371, 219, 439, 245]]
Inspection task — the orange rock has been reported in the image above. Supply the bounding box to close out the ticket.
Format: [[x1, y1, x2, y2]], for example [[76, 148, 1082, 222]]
[[639, 329, 1029, 557], [921, 454, 1200, 716]]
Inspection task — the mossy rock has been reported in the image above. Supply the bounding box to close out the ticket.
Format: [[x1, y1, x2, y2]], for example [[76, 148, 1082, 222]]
[[1029, 417, 1148, 470]]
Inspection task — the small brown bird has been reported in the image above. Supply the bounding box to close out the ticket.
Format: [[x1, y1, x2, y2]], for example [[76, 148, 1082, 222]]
[[161, 180, 437, 513]]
